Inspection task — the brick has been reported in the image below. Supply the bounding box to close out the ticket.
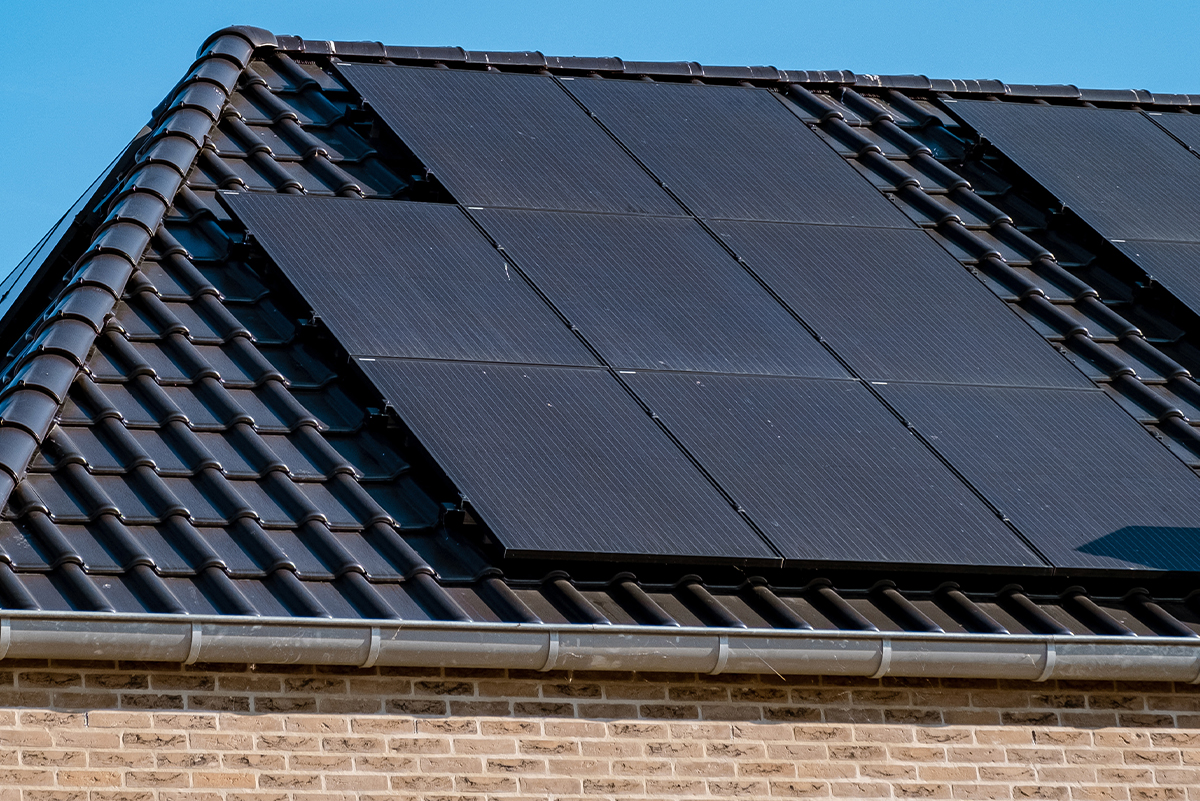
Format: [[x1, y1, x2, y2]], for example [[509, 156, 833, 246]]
[[388, 773, 453, 792], [218, 714, 283, 731], [120, 693, 185, 710], [455, 774, 518, 792], [21, 749, 86, 767], [770, 780, 831, 797], [354, 755, 418, 772], [287, 754, 353, 771], [191, 772, 257, 788], [55, 770, 122, 786], [189, 732, 253, 750], [351, 716, 417, 735], [520, 738, 578, 755], [88, 749, 155, 768], [125, 771, 190, 788], [18, 672, 82, 688], [123, 732, 186, 749], [153, 713, 217, 730], [223, 753, 286, 770]]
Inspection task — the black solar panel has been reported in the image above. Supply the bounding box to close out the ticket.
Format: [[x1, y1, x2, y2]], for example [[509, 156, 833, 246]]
[[338, 64, 681, 216], [1147, 111, 1200, 156], [1113, 240, 1200, 316], [361, 359, 777, 561], [877, 383, 1200, 571], [223, 194, 597, 367], [472, 209, 849, 378], [951, 100, 1200, 243], [563, 77, 908, 227], [626, 372, 1042, 568], [708, 220, 1091, 387]]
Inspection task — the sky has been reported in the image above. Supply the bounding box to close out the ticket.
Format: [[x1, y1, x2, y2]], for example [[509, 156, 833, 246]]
[[3, 0, 1200, 272]]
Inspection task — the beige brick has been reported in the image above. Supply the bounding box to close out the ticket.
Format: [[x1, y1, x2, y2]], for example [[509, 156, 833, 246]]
[[125, 771, 190, 788], [191, 772, 257, 789], [0, 665, 1193, 801], [455, 774, 519, 792], [55, 770, 122, 787]]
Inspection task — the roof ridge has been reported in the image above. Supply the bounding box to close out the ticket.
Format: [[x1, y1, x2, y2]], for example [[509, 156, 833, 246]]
[[0, 30, 259, 512], [230, 25, 1199, 106]]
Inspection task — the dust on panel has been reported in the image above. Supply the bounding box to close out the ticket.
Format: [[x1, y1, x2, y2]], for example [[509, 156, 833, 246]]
[[625, 371, 1044, 568], [361, 359, 777, 561], [708, 220, 1091, 387], [950, 100, 1200, 243], [563, 77, 909, 227], [472, 208, 848, 378], [877, 382, 1200, 571], [223, 193, 597, 367], [338, 64, 681, 216]]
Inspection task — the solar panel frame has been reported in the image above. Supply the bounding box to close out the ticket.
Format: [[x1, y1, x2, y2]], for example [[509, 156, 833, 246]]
[[624, 371, 1045, 568], [950, 100, 1200, 243], [223, 193, 599, 367], [337, 63, 683, 216], [471, 208, 850, 378], [563, 77, 911, 227], [1113, 239, 1200, 317], [707, 220, 1093, 388], [1147, 111, 1200, 157], [877, 382, 1200, 571], [361, 359, 779, 562]]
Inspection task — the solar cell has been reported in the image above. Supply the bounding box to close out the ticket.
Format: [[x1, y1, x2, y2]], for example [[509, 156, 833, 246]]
[[625, 372, 1042, 568], [223, 194, 597, 367], [563, 77, 908, 226], [472, 209, 849, 377], [361, 359, 777, 561], [877, 383, 1200, 571], [338, 64, 681, 216], [1113, 240, 1200, 316], [707, 220, 1091, 387], [951, 100, 1200, 243]]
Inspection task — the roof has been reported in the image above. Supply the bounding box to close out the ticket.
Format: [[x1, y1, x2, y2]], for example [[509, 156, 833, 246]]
[[4, 25, 1200, 678]]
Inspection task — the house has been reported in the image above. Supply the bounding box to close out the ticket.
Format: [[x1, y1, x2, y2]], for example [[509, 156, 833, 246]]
[[0, 22, 1198, 798]]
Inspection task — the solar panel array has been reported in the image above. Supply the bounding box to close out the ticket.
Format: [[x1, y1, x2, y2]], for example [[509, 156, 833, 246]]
[[707, 221, 1091, 387], [218, 64, 1200, 571], [361, 361, 776, 560], [225, 194, 598, 366], [625, 372, 1042, 567], [337, 64, 681, 217], [472, 209, 848, 378], [949, 101, 1200, 244], [562, 78, 909, 226], [875, 383, 1200, 571]]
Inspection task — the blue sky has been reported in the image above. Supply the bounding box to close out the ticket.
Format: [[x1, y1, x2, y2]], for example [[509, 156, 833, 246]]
[[4, 0, 1200, 272]]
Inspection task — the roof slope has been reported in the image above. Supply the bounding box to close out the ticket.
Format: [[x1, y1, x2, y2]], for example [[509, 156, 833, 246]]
[[3, 26, 1200, 677]]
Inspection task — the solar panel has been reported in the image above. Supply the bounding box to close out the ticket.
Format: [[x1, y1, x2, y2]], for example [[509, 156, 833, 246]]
[[950, 100, 1200, 243], [361, 359, 777, 561], [563, 77, 908, 227], [708, 220, 1091, 388], [625, 372, 1042, 568], [877, 382, 1200, 571], [472, 209, 849, 377], [1147, 111, 1200, 156], [337, 64, 681, 216], [223, 194, 598, 367], [1113, 240, 1200, 316]]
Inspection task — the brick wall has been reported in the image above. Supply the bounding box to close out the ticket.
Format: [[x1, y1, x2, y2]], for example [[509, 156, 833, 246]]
[[0, 660, 1195, 799]]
